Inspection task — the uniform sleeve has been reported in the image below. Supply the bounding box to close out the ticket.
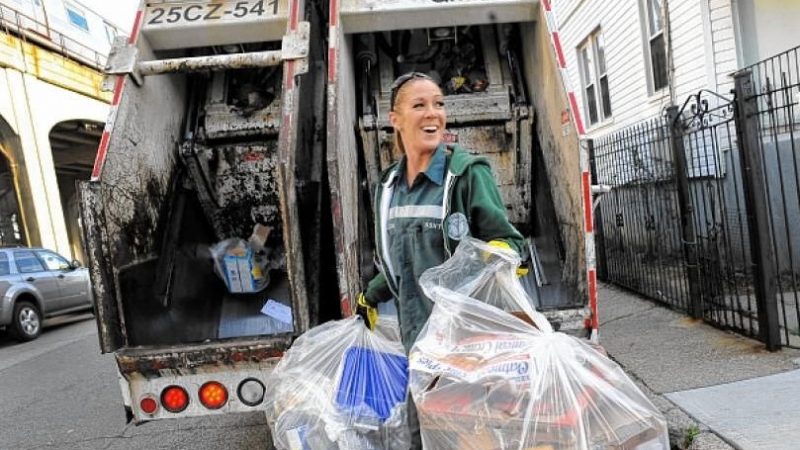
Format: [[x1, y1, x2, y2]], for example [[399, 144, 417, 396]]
[[363, 271, 393, 306], [464, 164, 527, 257]]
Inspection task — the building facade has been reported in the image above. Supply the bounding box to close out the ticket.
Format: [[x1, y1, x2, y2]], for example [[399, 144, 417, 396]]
[[0, 0, 126, 260], [553, 0, 800, 138]]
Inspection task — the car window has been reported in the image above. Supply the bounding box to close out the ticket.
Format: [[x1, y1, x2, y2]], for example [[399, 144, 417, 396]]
[[36, 250, 71, 271], [0, 253, 9, 276], [14, 251, 45, 273]]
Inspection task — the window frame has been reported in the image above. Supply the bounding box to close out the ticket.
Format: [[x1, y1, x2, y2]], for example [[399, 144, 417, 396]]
[[13, 250, 46, 274], [65, 3, 90, 33], [0, 252, 10, 276], [36, 250, 71, 272], [577, 29, 613, 127], [642, 0, 668, 93]]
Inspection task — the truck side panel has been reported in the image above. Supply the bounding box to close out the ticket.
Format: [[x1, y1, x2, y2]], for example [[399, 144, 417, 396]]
[[521, 18, 586, 299], [327, 1, 590, 319], [82, 33, 188, 352], [79, 183, 122, 351], [327, 31, 364, 309]]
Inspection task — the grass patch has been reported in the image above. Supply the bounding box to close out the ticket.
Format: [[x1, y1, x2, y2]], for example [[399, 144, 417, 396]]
[[682, 424, 701, 449]]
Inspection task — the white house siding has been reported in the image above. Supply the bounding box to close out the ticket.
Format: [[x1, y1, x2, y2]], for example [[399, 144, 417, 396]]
[[557, 0, 646, 137], [553, 0, 741, 140], [669, 0, 710, 102], [707, 0, 738, 93]]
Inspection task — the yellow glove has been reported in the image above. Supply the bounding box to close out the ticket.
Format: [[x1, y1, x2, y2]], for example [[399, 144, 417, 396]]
[[487, 240, 529, 277], [356, 293, 378, 331]]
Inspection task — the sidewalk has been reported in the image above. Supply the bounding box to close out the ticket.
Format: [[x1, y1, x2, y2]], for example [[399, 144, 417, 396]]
[[598, 283, 800, 449]]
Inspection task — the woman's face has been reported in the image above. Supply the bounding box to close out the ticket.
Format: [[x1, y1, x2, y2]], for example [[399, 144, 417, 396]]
[[389, 79, 446, 156]]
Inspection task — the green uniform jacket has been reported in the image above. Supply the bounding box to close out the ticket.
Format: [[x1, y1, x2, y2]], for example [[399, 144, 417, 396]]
[[364, 144, 525, 349]]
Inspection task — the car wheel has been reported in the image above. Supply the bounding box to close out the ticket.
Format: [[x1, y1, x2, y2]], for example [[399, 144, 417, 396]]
[[10, 301, 41, 341]]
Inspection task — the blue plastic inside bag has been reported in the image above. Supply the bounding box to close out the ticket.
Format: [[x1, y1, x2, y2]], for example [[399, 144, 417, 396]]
[[334, 346, 409, 422]]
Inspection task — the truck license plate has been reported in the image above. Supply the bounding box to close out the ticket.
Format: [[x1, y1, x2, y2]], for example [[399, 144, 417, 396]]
[[145, 0, 280, 26]]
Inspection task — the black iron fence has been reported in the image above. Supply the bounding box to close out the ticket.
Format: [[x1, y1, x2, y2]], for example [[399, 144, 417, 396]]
[[591, 45, 800, 349], [744, 47, 800, 349]]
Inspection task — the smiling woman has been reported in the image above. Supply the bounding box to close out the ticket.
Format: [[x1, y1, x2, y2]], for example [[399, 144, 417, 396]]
[[357, 71, 527, 450], [388, 73, 446, 186]]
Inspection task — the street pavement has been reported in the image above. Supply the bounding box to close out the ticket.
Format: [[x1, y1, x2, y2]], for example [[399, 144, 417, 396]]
[[0, 314, 271, 450], [4, 286, 800, 449], [598, 283, 800, 449]]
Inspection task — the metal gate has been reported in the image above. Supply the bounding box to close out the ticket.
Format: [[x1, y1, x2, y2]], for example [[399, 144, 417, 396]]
[[745, 47, 800, 349], [591, 46, 800, 349]]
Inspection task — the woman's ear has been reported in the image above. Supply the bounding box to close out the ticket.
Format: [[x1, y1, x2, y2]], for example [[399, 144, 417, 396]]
[[388, 111, 399, 131]]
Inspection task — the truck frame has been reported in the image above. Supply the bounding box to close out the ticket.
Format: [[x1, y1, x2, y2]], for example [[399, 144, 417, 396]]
[[80, 0, 598, 424]]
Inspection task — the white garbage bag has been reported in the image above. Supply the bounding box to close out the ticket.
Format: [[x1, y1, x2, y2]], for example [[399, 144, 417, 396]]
[[265, 316, 411, 450], [409, 237, 670, 450]]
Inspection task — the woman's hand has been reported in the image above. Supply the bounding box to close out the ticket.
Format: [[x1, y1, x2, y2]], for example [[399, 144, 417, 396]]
[[355, 293, 378, 330]]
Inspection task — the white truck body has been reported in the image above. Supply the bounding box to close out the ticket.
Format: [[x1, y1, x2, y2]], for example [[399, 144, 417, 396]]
[[81, 0, 596, 423]]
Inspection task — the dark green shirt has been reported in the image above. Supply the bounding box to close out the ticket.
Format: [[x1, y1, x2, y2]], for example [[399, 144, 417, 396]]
[[387, 147, 448, 348], [365, 144, 526, 352]]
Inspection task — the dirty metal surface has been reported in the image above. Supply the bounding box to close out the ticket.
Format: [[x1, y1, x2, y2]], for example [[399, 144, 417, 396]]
[[78, 182, 125, 353], [98, 35, 187, 266], [138, 50, 283, 76], [116, 340, 289, 376], [204, 103, 283, 139], [326, 34, 365, 309], [183, 142, 283, 242], [519, 19, 585, 296]]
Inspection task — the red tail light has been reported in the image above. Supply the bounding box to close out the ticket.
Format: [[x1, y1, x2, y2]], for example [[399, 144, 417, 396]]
[[199, 381, 228, 410], [139, 395, 158, 415], [161, 385, 190, 413]]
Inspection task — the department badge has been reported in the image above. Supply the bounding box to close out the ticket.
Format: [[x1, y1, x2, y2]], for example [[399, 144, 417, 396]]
[[446, 212, 469, 240]]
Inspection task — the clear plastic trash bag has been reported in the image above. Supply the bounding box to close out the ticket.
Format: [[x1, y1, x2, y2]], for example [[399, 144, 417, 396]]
[[265, 316, 411, 450], [410, 237, 670, 450]]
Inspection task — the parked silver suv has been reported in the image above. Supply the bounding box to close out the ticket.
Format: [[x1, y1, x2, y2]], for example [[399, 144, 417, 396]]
[[0, 247, 93, 341]]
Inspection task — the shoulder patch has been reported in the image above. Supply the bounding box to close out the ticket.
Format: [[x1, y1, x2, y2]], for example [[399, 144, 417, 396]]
[[446, 212, 469, 241]]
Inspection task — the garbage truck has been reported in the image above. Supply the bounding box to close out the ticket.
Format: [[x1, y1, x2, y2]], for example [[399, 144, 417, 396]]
[[81, 0, 595, 423]]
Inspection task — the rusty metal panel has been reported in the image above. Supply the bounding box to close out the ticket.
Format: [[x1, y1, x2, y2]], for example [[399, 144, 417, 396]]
[[182, 142, 283, 241], [78, 182, 126, 353], [204, 103, 283, 139], [520, 18, 585, 299], [116, 339, 289, 376], [137, 50, 284, 75], [327, 30, 364, 314], [274, 0, 315, 335], [95, 32, 188, 291]]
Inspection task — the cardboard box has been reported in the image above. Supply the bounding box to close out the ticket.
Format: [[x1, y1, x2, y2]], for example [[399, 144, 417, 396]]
[[223, 247, 258, 293]]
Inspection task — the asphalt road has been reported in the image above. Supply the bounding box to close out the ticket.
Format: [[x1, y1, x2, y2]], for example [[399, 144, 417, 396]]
[[0, 314, 273, 450]]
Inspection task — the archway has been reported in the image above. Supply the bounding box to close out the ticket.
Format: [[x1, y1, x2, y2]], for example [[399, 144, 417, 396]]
[[0, 116, 26, 247], [49, 119, 102, 262]]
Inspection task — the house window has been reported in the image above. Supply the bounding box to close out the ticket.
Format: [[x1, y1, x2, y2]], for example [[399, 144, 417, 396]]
[[578, 30, 612, 126], [66, 4, 89, 32], [644, 0, 668, 91]]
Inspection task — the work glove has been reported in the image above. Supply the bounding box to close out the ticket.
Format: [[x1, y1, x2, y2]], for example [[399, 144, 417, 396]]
[[487, 240, 529, 277], [355, 292, 378, 331]]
